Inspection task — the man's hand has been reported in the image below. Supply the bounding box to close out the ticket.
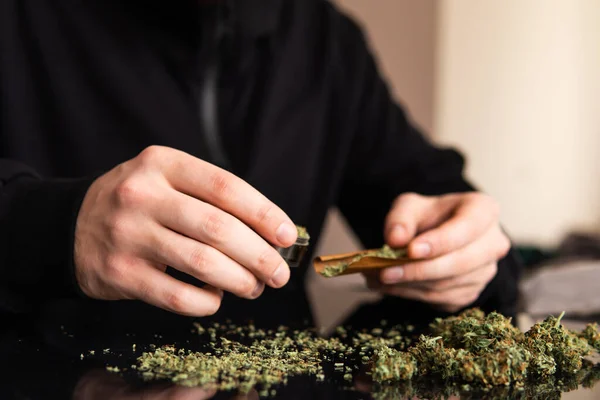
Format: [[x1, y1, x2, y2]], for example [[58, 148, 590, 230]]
[[365, 192, 510, 313], [74, 146, 298, 316]]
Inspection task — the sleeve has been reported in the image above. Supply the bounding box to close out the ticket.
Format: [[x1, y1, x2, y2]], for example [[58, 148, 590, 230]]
[[329, 7, 522, 317], [0, 159, 94, 313]]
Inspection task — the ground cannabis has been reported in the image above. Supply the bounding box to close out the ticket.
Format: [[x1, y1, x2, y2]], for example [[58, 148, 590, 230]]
[[111, 309, 599, 397], [296, 225, 309, 240], [320, 262, 349, 278], [320, 245, 407, 277], [581, 322, 600, 352], [373, 308, 600, 391], [137, 324, 349, 395], [133, 320, 410, 396]]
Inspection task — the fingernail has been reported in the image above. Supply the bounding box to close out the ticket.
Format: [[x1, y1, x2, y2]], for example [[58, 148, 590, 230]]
[[382, 266, 404, 284], [251, 282, 265, 299], [412, 242, 431, 258], [270, 262, 290, 288], [276, 222, 297, 246]]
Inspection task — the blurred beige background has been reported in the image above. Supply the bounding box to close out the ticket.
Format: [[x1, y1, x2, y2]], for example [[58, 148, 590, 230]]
[[308, 0, 600, 330]]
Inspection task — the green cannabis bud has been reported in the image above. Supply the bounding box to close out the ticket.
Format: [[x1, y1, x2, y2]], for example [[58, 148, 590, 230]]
[[296, 225, 310, 240], [111, 308, 599, 397], [320, 245, 407, 277], [581, 323, 600, 352], [524, 312, 591, 376], [320, 262, 350, 278], [372, 346, 417, 381], [373, 308, 600, 390]]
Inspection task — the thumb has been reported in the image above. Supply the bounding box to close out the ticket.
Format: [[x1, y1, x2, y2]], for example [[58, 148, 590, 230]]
[[384, 193, 457, 253]]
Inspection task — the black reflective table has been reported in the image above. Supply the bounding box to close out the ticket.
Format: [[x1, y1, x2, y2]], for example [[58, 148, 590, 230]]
[[1, 295, 599, 400]]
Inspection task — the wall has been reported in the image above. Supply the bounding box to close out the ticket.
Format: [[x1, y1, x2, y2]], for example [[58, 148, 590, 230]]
[[334, 0, 437, 134], [435, 0, 600, 247]]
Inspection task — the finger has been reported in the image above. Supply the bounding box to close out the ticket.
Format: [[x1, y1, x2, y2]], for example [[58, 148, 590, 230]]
[[143, 225, 265, 299], [384, 193, 457, 248], [380, 225, 508, 283], [155, 191, 289, 288], [409, 193, 500, 259], [379, 262, 497, 293], [115, 259, 224, 317], [381, 284, 482, 311], [149, 147, 297, 248]]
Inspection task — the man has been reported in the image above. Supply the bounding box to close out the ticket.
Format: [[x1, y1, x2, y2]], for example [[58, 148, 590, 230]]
[[0, 0, 520, 325]]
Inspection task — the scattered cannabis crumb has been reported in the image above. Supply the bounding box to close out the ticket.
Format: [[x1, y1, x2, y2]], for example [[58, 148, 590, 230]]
[[320, 245, 407, 277], [136, 326, 347, 394], [106, 366, 120, 373], [133, 320, 409, 396], [107, 309, 599, 397]]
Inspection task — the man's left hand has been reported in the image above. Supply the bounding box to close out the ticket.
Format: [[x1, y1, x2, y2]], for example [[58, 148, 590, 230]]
[[365, 192, 511, 313]]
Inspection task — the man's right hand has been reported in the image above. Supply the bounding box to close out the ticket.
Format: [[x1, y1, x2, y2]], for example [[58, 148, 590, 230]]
[[74, 146, 298, 316]]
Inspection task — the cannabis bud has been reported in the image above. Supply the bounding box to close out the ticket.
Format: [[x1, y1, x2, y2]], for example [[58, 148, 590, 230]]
[[373, 308, 600, 391]]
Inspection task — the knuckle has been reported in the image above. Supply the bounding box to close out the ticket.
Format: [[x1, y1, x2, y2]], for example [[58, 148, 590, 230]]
[[106, 213, 134, 243], [255, 203, 276, 226], [165, 291, 187, 313], [104, 254, 133, 282], [255, 247, 281, 276], [188, 246, 210, 273], [137, 145, 165, 166], [394, 192, 420, 207], [209, 171, 234, 200], [237, 277, 259, 298], [114, 178, 148, 207], [136, 280, 154, 302], [104, 255, 124, 281], [202, 212, 228, 244]]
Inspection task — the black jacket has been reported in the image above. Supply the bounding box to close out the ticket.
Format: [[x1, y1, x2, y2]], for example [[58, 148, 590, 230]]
[[0, 0, 521, 322]]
